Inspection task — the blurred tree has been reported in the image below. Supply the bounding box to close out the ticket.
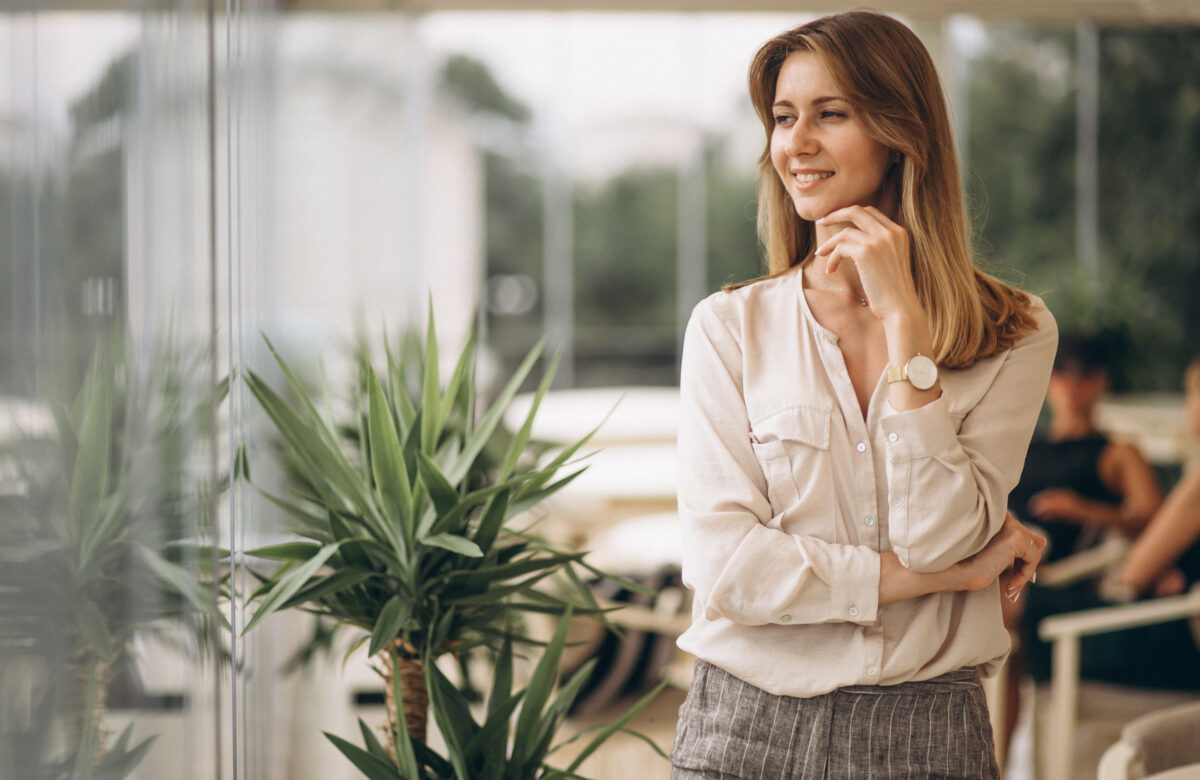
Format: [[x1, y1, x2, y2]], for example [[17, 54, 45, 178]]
[[966, 23, 1200, 392], [573, 166, 678, 386], [705, 139, 764, 292], [439, 54, 545, 379], [1095, 27, 1200, 391]]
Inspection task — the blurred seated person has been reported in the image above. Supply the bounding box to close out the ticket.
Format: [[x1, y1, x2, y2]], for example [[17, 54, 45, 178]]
[[999, 333, 1164, 762], [1007, 332, 1162, 563], [1115, 357, 1200, 599]]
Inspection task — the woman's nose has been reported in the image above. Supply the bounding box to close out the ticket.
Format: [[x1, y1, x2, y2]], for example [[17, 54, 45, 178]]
[[784, 121, 817, 156]]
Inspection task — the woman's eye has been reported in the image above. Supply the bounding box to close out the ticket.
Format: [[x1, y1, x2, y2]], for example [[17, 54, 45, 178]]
[[820, 110, 846, 119], [773, 114, 795, 125]]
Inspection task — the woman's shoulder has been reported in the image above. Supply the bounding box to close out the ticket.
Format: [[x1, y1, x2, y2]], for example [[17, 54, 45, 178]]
[[690, 267, 800, 327], [1005, 292, 1058, 357], [1025, 294, 1057, 335]]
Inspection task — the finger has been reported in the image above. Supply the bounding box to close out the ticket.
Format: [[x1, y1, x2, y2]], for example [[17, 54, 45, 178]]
[[818, 205, 888, 234], [1007, 533, 1046, 598], [816, 229, 870, 261], [862, 205, 907, 236], [1000, 522, 1040, 599]]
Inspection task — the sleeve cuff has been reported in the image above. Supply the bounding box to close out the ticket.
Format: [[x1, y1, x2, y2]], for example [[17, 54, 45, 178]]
[[816, 541, 880, 625], [880, 395, 957, 460]]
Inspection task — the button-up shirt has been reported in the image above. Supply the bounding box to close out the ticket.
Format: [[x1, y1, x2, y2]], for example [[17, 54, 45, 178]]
[[675, 267, 1057, 697]]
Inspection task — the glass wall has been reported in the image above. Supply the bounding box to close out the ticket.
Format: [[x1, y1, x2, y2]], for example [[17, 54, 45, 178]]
[[0, 0, 284, 774], [0, 6, 229, 778]]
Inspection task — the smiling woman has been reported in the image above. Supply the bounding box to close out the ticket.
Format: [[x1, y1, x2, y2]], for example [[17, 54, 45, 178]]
[[672, 11, 1057, 779]]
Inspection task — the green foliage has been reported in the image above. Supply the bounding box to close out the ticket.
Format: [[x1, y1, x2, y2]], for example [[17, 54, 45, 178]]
[[243, 307, 609, 663], [704, 143, 763, 291], [0, 333, 224, 777], [0, 334, 223, 655], [966, 23, 1200, 391], [324, 610, 669, 780], [441, 54, 532, 125], [575, 168, 678, 332]]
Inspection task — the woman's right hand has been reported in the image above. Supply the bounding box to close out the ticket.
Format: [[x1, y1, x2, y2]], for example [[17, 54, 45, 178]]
[[951, 513, 1046, 601]]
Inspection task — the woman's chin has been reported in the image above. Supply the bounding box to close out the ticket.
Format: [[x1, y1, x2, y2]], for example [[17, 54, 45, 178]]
[[790, 201, 824, 223]]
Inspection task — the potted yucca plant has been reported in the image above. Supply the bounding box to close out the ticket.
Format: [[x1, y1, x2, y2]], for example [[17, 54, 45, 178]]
[[328, 607, 666, 780], [241, 307, 660, 775]]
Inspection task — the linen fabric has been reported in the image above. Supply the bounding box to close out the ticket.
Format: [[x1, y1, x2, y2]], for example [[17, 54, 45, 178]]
[[671, 659, 1000, 780], [675, 267, 1057, 697]]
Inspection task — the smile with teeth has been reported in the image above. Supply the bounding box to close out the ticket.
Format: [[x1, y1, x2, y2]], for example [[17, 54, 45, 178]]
[[794, 172, 834, 183]]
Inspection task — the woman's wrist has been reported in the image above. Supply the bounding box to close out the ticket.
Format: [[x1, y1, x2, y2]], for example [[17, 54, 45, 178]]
[[879, 551, 953, 605], [882, 309, 940, 410]]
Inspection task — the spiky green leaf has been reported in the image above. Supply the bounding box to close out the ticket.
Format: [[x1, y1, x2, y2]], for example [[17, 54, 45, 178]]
[[242, 542, 343, 634], [368, 595, 413, 658], [324, 733, 404, 780], [366, 365, 414, 548], [421, 533, 483, 558], [511, 607, 572, 771]]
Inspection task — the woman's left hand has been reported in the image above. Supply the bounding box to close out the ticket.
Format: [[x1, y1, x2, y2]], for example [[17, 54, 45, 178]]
[[951, 513, 1046, 601], [815, 205, 920, 322]]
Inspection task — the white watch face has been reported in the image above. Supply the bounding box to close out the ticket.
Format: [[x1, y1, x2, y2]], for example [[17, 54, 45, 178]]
[[907, 355, 938, 390]]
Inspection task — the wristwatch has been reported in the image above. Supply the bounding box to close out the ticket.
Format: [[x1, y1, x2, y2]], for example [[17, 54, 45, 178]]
[[886, 354, 939, 391]]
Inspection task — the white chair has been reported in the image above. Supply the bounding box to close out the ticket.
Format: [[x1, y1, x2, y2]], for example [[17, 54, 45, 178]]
[[1098, 700, 1200, 779], [1037, 586, 1200, 779]]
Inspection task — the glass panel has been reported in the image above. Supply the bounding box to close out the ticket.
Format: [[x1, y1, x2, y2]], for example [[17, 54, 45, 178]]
[[0, 7, 225, 778]]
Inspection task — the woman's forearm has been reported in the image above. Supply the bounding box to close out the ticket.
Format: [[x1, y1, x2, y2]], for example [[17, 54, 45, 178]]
[[879, 551, 953, 605], [1119, 470, 1200, 593], [879, 514, 1046, 606]]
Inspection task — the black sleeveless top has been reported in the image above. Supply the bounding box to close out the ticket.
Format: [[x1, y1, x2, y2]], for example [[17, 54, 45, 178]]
[[1008, 434, 1120, 563]]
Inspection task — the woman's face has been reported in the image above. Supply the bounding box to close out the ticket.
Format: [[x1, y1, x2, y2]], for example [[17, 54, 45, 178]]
[[769, 51, 895, 223]]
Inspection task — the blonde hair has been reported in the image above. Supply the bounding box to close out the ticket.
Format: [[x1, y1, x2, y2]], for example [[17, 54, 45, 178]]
[[741, 11, 1039, 369]]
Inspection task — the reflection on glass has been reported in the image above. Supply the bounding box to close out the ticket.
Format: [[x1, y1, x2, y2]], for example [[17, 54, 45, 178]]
[[0, 9, 223, 779]]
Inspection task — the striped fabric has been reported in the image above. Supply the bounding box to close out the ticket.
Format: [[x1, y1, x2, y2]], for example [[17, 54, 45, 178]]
[[671, 660, 999, 779]]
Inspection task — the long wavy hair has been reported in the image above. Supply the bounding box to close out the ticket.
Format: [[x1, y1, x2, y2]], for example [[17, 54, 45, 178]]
[[743, 11, 1039, 368]]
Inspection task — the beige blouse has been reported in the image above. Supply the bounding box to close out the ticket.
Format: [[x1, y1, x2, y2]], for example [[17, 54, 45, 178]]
[[675, 267, 1058, 697]]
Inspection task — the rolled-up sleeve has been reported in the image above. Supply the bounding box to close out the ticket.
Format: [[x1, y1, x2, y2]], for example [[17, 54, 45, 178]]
[[882, 306, 1058, 572], [677, 298, 881, 627]]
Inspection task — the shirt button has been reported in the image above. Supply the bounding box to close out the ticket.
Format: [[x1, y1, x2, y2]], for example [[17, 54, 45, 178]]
[[888, 432, 899, 442], [856, 442, 867, 452], [867, 666, 878, 676], [781, 614, 792, 624], [892, 498, 901, 508], [849, 606, 859, 618], [865, 516, 875, 526]]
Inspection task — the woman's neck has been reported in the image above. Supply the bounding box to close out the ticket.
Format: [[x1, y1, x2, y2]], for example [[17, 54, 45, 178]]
[[805, 254, 867, 301], [1048, 414, 1098, 441]]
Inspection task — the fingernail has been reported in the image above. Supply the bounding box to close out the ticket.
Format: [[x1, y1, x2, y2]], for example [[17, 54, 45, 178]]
[[1032, 571, 1037, 584], [816, 216, 825, 224]]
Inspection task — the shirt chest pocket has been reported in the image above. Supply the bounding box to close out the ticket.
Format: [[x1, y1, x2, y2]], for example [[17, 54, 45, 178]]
[[748, 406, 835, 529]]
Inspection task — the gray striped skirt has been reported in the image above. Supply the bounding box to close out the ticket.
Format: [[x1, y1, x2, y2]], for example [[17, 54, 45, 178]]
[[671, 660, 999, 779]]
